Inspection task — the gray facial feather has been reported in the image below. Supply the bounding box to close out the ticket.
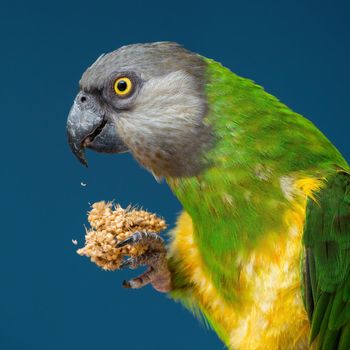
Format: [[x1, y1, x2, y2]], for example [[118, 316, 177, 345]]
[[80, 42, 205, 90], [79, 42, 213, 177]]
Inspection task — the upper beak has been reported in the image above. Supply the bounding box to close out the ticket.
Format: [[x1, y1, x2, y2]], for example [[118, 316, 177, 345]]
[[66, 91, 129, 166]]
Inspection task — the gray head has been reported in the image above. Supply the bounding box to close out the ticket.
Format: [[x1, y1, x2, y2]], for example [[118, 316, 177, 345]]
[[66, 42, 213, 177]]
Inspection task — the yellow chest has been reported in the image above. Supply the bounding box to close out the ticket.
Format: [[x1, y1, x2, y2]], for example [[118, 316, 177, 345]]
[[169, 179, 323, 350]]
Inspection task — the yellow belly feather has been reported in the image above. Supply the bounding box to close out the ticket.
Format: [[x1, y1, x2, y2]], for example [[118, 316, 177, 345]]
[[169, 178, 323, 350]]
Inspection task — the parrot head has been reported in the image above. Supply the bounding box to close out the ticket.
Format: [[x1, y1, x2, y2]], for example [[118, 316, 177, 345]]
[[67, 42, 213, 178]]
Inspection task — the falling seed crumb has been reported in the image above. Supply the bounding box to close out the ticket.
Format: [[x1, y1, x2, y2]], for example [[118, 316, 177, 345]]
[[77, 201, 167, 270], [72, 239, 78, 245], [80, 182, 87, 187]]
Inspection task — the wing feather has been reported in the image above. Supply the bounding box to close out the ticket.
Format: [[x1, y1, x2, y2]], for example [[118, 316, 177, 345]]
[[303, 169, 350, 349]]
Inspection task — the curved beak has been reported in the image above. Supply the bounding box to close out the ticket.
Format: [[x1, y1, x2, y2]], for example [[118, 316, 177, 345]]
[[66, 92, 129, 166]]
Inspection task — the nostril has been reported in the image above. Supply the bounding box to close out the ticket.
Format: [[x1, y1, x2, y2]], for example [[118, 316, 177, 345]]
[[80, 96, 87, 103]]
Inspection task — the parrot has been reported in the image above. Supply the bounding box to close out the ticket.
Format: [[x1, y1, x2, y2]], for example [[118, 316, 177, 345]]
[[66, 42, 350, 350]]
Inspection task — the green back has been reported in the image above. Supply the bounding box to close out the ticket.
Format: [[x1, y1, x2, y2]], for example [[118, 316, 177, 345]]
[[168, 57, 347, 305]]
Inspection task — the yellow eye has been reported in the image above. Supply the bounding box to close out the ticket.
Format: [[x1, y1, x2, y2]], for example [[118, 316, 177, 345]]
[[114, 77, 132, 96]]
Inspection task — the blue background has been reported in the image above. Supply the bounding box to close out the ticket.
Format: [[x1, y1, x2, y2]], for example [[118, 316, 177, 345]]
[[1, 0, 349, 349]]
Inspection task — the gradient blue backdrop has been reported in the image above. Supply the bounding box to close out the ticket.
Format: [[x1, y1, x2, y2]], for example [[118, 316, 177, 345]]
[[1, 0, 349, 349]]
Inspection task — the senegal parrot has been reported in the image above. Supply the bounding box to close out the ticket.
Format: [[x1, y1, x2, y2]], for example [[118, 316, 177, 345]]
[[66, 42, 350, 350]]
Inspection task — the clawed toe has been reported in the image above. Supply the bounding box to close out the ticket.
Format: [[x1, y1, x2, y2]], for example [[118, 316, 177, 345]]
[[115, 231, 171, 292], [122, 266, 171, 292]]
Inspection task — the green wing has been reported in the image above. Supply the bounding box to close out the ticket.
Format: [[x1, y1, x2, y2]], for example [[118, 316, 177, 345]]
[[302, 169, 350, 349]]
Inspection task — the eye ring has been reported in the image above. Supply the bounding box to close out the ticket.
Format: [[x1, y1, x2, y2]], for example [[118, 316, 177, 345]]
[[113, 77, 132, 96]]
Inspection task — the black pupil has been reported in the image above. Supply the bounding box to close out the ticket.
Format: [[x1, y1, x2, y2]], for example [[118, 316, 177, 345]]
[[117, 80, 128, 92]]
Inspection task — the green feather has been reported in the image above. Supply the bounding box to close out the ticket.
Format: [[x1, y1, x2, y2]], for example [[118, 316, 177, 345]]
[[310, 292, 332, 344], [316, 294, 334, 348], [339, 322, 350, 350], [303, 170, 350, 349]]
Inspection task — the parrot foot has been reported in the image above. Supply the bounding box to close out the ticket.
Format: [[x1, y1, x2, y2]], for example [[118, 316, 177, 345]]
[[116, 231, 171, 293]]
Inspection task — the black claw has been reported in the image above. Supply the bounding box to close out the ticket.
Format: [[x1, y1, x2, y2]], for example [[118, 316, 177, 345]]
[[120, 258, 133, 269], [122, 280, 131, 288], [116, 237, 134, 248], [116, 231, 163, 250]]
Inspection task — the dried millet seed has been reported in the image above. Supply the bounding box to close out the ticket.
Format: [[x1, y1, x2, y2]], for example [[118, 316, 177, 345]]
[[77, 201, 167, 271]]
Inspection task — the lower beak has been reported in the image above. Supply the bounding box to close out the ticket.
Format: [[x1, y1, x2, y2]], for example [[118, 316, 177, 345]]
[[66, 92, 129, 166]]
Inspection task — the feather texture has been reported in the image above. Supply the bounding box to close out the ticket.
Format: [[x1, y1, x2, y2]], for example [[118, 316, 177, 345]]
[[166, 58, 349, 349]]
